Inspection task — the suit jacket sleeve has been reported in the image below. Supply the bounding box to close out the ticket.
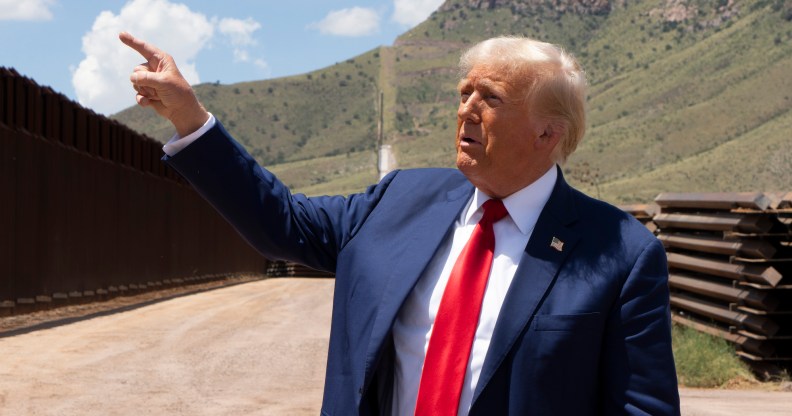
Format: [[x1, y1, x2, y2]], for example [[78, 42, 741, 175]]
[[163, 120, 392, 272], [602, 236, 680, 415]]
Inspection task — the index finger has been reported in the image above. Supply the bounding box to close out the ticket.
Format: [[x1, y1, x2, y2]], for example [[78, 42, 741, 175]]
[[119, 31, 162, 67]]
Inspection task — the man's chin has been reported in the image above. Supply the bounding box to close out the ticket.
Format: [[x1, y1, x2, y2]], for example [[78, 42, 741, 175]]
[[456, 155, 480, 175]]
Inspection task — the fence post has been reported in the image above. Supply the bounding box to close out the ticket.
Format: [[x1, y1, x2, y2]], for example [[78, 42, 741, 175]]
[[88, 110, 100, 156], [0, 68, 10, 126], [0, 125, 17, 301], [42, 88, 59, 140], [75, 105, 88, 152], [61, 99, 75, 147], [13, 76, 26, 129], [100, 119, 111, 159], [26, 79, 43, 136]]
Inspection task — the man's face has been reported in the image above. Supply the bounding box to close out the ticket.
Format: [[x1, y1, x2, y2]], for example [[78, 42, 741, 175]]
[[455, 64, 556, 198]]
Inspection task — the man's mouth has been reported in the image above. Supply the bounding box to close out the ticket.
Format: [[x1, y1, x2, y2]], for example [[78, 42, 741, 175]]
[[461, 136, 481, 145]]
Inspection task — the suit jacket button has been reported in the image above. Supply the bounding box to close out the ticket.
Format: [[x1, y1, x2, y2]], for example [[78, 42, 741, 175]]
[[358, 386, 363, 395]]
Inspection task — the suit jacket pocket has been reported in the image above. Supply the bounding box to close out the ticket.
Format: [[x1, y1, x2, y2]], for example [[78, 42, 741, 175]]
[[533, 312, 601, 332]]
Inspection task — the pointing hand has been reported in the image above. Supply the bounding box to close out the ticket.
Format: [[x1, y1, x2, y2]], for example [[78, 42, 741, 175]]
[[119, 32, 209, 137]]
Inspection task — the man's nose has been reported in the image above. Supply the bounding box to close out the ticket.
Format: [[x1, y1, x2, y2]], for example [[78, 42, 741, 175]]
[[458, 95, 481, 123]]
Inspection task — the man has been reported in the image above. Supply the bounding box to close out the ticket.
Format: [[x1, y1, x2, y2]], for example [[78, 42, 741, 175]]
[[121, 32, 680, 415]]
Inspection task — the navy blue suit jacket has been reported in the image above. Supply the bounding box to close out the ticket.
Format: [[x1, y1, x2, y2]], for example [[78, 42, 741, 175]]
[[165, 121, 680, 415]]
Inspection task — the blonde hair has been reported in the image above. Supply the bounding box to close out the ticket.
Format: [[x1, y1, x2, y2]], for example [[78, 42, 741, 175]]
[[459, 36, 587, 163]]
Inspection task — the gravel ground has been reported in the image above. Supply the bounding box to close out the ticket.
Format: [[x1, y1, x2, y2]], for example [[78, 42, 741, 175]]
[[680, 388, 792, 416], [0, 278, 332, 415], [1, 277, 790, 415]]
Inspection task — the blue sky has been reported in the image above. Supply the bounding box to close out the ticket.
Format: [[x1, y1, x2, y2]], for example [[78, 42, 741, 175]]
[[0, 0, 443, 115]]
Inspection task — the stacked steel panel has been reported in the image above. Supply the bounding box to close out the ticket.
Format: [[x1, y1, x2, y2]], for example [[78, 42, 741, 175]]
[[265, 261, 334, 278], [654, 192, 792, 362], [618, 203, 658, 234]]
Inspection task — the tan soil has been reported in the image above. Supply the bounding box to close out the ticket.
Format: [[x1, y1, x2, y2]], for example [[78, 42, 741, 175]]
[[680, 388, 792, 416], [0, 275, 265, 334], [0, 278, 332, 415]]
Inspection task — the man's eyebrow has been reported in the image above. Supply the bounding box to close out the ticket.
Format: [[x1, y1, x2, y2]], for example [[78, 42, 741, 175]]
[[457, 78, 505, 94], [476, 79, 505, 94]]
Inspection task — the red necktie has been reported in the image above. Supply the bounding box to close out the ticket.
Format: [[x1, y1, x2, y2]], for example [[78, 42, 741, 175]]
[[414, 199, 508, 416]]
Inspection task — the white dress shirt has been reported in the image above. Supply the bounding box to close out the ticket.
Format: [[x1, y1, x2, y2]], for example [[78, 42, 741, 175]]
[[164, 117, 557, 415], [391, 166, 557, 416], [161, 114, 216, 156]]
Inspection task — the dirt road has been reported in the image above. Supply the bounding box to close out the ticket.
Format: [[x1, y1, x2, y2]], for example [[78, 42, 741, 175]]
[[1, 278, 790, 415], [680, 388, 792, 416], [0, 278, 332, 415]]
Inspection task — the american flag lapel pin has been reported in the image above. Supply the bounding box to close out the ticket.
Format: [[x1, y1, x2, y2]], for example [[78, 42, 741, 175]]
[[550, 237, 564, 252]]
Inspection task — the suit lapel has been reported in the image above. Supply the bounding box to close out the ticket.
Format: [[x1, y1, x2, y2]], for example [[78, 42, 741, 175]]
[[361, 180, 474, 392], [473, 168, 580, 403]]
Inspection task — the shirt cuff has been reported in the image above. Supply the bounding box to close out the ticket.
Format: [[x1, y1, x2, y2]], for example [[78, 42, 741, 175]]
[[162, 113, 216, 156]]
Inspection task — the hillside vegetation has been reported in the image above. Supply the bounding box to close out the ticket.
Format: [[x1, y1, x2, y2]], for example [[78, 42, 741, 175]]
[[114, 0, 792, 202]]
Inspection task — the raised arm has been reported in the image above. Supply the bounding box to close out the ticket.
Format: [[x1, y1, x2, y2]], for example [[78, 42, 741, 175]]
[[119, 32, 209, 137], [119, 32, 391, 272]]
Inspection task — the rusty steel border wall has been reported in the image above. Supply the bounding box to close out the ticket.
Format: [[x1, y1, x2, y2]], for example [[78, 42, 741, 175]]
[[1, 67, 268, 315], [625, 192, 792, 362]]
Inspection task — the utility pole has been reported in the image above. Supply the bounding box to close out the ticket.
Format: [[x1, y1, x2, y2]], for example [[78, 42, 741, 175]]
[[377, 91, 384, 149], [376, 91, 396, 180]]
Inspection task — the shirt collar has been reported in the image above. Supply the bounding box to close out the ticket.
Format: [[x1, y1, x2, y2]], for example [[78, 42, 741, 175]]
[[465, 166, 558, 235]]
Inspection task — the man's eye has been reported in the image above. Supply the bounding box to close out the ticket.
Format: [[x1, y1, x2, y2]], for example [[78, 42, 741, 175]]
[[460, 92, 471, 101], [486, 94, 500, 101]]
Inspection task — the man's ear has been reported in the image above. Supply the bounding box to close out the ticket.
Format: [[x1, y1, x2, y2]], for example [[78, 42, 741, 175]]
[[536, 121, 565, 150]]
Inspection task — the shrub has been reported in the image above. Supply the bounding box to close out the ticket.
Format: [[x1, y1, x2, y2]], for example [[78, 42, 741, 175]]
[[673, 324, 754, 388]]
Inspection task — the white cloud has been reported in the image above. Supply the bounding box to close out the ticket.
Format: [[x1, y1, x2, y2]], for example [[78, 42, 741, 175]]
[[73, 0, 213, 115], [392, 0, 444, 27], [254, 58, 270, 76], [0, 0, 57, 21], [218, 17, 261, 62], [254, 59, 269, 71], [309, 7, 380, 37], [233, 49, 250, 62], [218, 17, 260, 46]]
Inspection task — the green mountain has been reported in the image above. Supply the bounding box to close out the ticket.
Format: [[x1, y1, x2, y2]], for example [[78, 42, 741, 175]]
[[114, 0, 792, 203]]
